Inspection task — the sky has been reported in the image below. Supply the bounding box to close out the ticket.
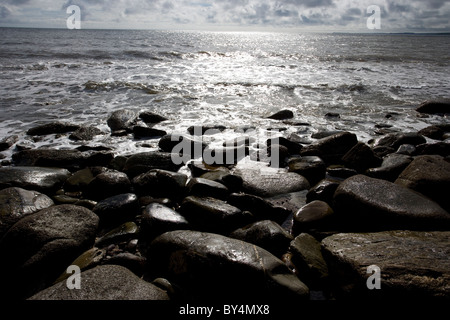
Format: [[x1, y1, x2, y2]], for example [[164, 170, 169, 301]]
[[0, 0, 449, 32]]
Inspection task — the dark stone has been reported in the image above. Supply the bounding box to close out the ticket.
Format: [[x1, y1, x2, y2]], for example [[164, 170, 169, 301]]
[[288, 156, 326, 186], [396, 144, 416, 156], [416, 142, 450, 157], [289, 233, 329, 288], [418, 125, 445, 140], [146, 230, 309, 300], [0, 204, 99, 299], [29, 265, 169, 300], [64, 168, 95, 192], [199, 170, 243, 193], [234, 167, 310, 198], [0, 166, 70, 193], [372, 132, 427, 150], [69, 126, 104, 141], [333, 174, 450, 231], [395, 155, 450, 212], [26, 122, 80, 136], [187, 125, 226, 135], [341, 142, 381, 173], [366, 154, 413, 182], [95, 222, 139, 247], [267, 137, 303, 155], [186, 177, 229, 200], [306, 178, 341, 205], [0, 187, 54, 237], [85, 171, 132, 201], [326, 166, 357, 179], [311, 131, 344, 139], [139, 111, 168, 124], [140, 203, 191, 244], [107, 110, 137, 132], [267, 109, 294, 120], [267, 144, 289, 168], [158, 134, 207, 158], [321, 231, 450, 299], [0, 135, 18, 151], [416, 100, 450, 115], [12, 149, 86, 170], [123, 152, 183, 177], [132, 169, 188, 199], [229, 220, 293, 257], [133, 126, 167, 139], [179, 196, 248, 233], [266, 190, 308, 216], [372, 146, 395, 158], [301, 132, 358, 164], [324, 112, 340, 119], [102, 252, 146, 277], [85, 151, 114, 167], [227, 193, 290, 224], [293, 200, 335, 236], [75, 145, 112, 152], [92, 193, 139, 227]]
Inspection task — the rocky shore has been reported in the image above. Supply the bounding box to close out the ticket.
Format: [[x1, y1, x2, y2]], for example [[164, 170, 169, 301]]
[[0, 100, 449, 301]]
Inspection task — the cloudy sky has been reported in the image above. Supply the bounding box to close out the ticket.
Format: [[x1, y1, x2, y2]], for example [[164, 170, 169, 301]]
[[0, 0, 449, 32]]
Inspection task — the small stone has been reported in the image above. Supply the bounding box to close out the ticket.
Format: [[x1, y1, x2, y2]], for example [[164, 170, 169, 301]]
[[267, 109, 294, 120], [306, 178, 341, 205], [288, 156, 326, 186], [186, 177, 229, 200], [95, 222, 139, 248], [0, 135, 19, 151], [69, 126, 104, 141], [26, 122, 80, 136], [293, 200, 334, 236], [85, 171, 131, 201], [133, 126, 167, 139], [139, 111, 168, 124], [93, 193, 139, 228], [107, 110, 137, 132]]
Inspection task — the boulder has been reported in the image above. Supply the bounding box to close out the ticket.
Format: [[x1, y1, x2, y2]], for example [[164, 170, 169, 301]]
[[395, 155, 450, 212], [146, 230, 309, 300], [0, 187, 54, 237], [26, 122, 80, 136], [234, 168, 310, 198], [107, 110, 137, 132], [341, 142, 381, 173], [69, 126, 104, 141], [29, 265, 169, 300], [64, 167, 95, 192], [92, 193, 139, 228], [333, 174, 450, 231], [133, 126, 167, 139], [0, 135, 18, 151], [139, 111, 168, 124], [267, 109, 294, 120], [0, 166, 70, 193], [186, 177, 229, 200], [95, 222, 139, 248], [418, 125, 445, 140], [158, 133, 207, 158], [179, 196, 249, 233], [199, 170, 243, 193], [0, 204, 99, 299], [293, 200, 334, 236], [266, 136, 303, 155], [123, 152, 183, 177], [289, 234, 329, 288], [288, 156, 326, 186], [132, 169, 188, 199], [229, 220, 293, 257], [372, 132, 426, 150], [416, 100, 450, 115], [306, 178, 341, 205], [301, 132, 358, 164], [366, 153, 413, 182], [321, 231, 450, 299], [85, 171, 131, 201], [12, 149, 87, 170], [416, 142, 450, 157]]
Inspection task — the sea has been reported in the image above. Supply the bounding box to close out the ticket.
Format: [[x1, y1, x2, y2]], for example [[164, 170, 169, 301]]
[[0, 28, 449, 161]]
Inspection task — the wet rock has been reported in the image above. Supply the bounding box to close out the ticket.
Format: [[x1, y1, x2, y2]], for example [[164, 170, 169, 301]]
[[26, 122, 80, 136], [306, 178, 341, 205], [69, 126, 104, 141], [140, 203, 191, 244], [85, 171, 131, 201], [227, 193, 290, 224], [92, 193, 139, 227], [396, 144, 416, 156], [416, 142, 450, 157], [366, 153, 413, 182], [372, 132, 426, 150], [234, 167, 310, 198], [418, 125, 445, 140], [179, 196, 248, 233], [288, 156, 326, 186], [267, 136, 303, 155], [395, 155, 450, 212], [29, 265, 169, 300], [186, 177, 229, 200], [158, 134, 207, 158], [301, 132, 358, 164], [0, 166, 70, 193], [0, 204, 99, 299], [199, 170, 243, 193], [321, 231, 450, 299], [311, 131, 344, 139], [289, 233, 329, 288], [333, 174, 450, 231], [267, 144, 289, 168], [107, 109, 137, 132], [139, 111, 168, 124], [325, 166, 357, 179], [64, 167, 95, 192], [187, 125, 226, 135], [293, 200, 334, 236], [341, 142, 381, 173], [133, 126, 167, 139], [324, 112, 340, 119], [12, 149, 86, 170], [132, 169, 188, 201], [229, 220, 293, 257], [53, 194, 79, 205], [0, 187, 54, 237], [266, 190, 308, 216], [146, 230, 309, 300], [267, 109, 294, 120], [123, 152, 183, 177], [0, 135, 19, 151], [95, 222, 139, 248], [372, 146, 395, 158], [416, 100, 450, 115]]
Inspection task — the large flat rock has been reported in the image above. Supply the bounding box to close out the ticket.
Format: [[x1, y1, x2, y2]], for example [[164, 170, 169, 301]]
[[321, 231, 450, 299]]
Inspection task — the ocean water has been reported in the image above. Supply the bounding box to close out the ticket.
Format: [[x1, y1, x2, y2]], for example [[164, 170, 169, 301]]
[[0, 28, 449, 159]]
